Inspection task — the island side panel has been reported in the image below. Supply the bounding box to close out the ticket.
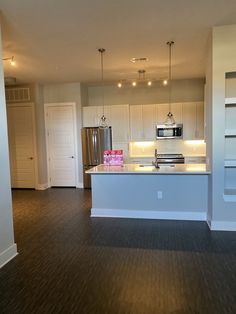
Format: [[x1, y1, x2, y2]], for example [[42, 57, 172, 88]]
[[90, 174, 208, 220]]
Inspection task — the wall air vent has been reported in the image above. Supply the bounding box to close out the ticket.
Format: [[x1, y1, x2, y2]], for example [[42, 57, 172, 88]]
[[5, 87, 31, 103]]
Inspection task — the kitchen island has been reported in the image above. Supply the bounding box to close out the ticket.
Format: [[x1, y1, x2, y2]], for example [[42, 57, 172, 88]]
[[86, 164, 210, 221]]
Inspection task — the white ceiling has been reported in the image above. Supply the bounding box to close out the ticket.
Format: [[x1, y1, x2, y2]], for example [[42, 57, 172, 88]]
[[1, 0, 236, 85]]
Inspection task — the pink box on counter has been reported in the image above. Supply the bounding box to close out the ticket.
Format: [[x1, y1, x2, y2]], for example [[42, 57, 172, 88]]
[[103, 150, 124, 165]]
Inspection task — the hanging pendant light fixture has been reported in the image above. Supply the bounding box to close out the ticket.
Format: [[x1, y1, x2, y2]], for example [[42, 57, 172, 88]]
[[164, 41, 176, 125], [98, 48, 108, 128]]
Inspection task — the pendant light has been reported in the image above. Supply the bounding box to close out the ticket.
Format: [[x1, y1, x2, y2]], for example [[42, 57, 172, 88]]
[[164, 41, 176, 125], [98, 48, 108, 128]]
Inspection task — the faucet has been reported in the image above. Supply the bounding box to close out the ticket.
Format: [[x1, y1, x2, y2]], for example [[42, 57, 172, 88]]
[[152, 149, 160, 168]]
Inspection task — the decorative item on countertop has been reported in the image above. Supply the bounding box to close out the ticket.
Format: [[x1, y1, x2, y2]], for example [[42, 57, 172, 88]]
[[103, 150, 124, 165]]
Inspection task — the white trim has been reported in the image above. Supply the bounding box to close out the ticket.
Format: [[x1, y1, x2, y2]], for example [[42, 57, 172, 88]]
[[91, 208, 207, 221], [36, 183, 49, 190], [44, 102, 79, 187], [0, 244, 18, 269], [76, 182, 84, 188], [210, 221, 236, 231]]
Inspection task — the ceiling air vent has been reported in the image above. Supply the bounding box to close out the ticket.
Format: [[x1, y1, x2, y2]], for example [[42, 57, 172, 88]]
[[5, 87, 31, 103]]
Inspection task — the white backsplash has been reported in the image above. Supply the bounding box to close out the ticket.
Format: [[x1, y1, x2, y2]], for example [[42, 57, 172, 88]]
[[129, 140, 206, 157]]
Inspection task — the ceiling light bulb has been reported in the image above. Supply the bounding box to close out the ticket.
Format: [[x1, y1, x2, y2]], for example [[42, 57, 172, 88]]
[[163, 79, 168, 85], [117, 82, 122, 88], [147, 81, 152, 86], [132, 81, 136, 87]]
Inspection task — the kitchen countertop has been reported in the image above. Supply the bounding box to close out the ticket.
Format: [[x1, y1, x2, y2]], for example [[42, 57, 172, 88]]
[[86, 163, 210, 175]]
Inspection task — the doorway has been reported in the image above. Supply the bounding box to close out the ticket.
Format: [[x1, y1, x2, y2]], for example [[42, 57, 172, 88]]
[[45, 103, 78, 187], [7, 103, 37, 188]]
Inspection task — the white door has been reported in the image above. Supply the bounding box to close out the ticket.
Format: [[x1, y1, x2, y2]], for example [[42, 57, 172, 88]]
[[7, 104, 36, 188], [46, 104, 77, 186]]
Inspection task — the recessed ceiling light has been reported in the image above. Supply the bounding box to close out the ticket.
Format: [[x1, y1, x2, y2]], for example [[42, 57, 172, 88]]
[[130, 57, 148, 63]]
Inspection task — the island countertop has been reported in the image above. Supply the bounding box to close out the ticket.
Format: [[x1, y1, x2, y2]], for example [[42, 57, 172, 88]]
[[86, 163, 211, 175]]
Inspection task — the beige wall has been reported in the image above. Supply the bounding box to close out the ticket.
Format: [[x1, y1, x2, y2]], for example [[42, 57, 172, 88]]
[[0, 23, 17, 267], [87, 78, 205, 106]]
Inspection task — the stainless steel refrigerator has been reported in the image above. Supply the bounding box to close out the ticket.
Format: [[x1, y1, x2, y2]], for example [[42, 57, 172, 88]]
[[81, 127, 112, 188]]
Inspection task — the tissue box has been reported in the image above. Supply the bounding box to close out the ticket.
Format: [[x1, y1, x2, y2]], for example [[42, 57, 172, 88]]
[[103, 150, 123, 165]]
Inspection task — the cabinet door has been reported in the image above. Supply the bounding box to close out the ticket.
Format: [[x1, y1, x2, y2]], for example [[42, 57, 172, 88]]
[[129, 105, 143, 141], [183, 102, 196, 140], [183, 102, 204, 140], [156, 103, 169, 124], [171, 103, 183, 123], [196, 102, 204, 139], [110, 105, 129, 142], [142, 104, 156, 140], [83, 106, 103, 127]]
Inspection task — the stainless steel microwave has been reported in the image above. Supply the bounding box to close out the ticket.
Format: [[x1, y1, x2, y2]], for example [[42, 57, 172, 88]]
[[156, 124, 183, 139]]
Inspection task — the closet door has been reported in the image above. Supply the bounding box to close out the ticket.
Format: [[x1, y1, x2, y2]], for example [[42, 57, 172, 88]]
[[45, 103, 78, 186], [7, 104, 36, 188]]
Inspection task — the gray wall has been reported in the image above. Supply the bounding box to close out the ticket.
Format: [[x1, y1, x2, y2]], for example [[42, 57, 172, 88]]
[[0, 24, 17, 267], [87, 78, 205, 106], [43, 82, 83, 185]]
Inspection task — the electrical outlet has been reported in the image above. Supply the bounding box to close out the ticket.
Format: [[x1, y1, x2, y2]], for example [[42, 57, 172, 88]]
[[157, 191, 163, 199]]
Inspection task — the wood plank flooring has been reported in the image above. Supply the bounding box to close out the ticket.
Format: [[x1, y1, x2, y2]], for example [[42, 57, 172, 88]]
[[0, 188, 236, 314]]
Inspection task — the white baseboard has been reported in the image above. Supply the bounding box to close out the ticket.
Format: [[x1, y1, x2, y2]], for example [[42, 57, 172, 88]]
[[210, 221, 236, 231], [91, 208, 207, 221], [76, 182, 84, 188], [36, 183, 49, 190], [0, 244, 18, 269]]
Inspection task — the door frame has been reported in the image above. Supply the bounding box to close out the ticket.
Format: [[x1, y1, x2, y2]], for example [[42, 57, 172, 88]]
[[7, 102, 38, 189], [44, 102, 79, 187]]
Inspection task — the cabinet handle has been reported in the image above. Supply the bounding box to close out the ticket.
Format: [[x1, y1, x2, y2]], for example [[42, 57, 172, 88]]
[[28, 157, 34, 160]]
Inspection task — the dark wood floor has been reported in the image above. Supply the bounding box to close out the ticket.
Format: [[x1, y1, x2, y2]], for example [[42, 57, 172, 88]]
[[0, 189, 236, 314]]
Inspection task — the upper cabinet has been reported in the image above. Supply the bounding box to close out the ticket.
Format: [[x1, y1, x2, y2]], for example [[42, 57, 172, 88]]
[[83, 102, 205, 142], [156, 103, 183, 124], [108, 104, 130, 142], [183, 102, 204, 140], [82, 106, 103, 127], [130, 104, 156, 141], [83, 104, 129, 143]]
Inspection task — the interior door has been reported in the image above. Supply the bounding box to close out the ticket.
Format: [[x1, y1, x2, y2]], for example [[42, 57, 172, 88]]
[[46, 104, 77, 186], [7, 105, 36, 188]]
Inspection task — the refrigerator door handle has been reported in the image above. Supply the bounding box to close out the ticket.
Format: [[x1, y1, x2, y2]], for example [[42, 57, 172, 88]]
[[92, 130, 98, 164]]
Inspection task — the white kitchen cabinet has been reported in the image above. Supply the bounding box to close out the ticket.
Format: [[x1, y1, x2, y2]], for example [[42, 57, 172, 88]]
[[82, 105, 129, 142], [142, 104, 157, 140], [130, 105, 143, 141], [130, 104, 156, 141], [108, 104, 130, 142], [156, 103, 169, 124], [183, 102, 204, 140], [156, 103, 182, 124], [82, 106, 103, 127]]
